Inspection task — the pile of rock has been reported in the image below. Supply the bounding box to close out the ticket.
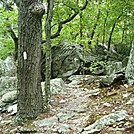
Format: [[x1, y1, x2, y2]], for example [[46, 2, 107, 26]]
[[0, 57, 67, 115]]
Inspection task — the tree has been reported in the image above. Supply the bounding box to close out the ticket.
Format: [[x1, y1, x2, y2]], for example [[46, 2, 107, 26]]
[[0, 0, 133, 122], [125, 41, 134, 84], [41, 0, 88, 44], [17, 0, 45, 122], [45, 0, 54, 107], [107, 13, 123, 51], [44, 0, 88, 106]]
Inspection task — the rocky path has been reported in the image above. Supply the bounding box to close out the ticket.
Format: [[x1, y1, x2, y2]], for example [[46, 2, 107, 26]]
[[32, 82, 134, 134], [0, 79, 134, 134], [33, 83, 90, 133]]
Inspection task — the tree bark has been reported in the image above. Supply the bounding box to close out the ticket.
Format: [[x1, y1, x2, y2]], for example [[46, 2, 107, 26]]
[[125, 41, 134, 84], [88, 10, 100, 45], [17, 0, 45, 122], [107, 14, 122, 51], [102, 11, 108, 44], [45, 0, 54, 107], [8, 27, 18, 60]]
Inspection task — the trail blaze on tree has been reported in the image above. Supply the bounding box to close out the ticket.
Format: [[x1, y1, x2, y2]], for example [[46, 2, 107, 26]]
[[17, 0, 45, 121]]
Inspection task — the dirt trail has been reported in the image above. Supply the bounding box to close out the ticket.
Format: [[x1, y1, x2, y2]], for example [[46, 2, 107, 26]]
[[0, 81, 134, 134]]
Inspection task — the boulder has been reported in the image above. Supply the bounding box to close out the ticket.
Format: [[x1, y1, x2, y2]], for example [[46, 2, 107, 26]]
[[41, 78, 66, 96], [68, 75, 102, 84], [100, 73, 124, 86], [93, 43, 126, 61], [105, 61, 125, 75], [68, 75, 93, 83], [42, 40, 95, 79], [0, 57, 17, 77], [0, 76, 17, 96], [82, 110, 128, 134], [51, 42, 80, 78], [1, 90, 17, 103], [94, 43, 108, 55]]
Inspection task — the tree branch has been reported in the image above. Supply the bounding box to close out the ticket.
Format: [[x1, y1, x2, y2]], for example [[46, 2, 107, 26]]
[[42, 0, 88, 44], [0, 0, 13, 10], [8, 27, 18, 42], [8, 27, 18, 60]]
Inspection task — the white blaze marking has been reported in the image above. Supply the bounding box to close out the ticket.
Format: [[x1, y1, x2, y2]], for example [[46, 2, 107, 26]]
[[23, 51, 27, 60], [74, 57, 78, 62]]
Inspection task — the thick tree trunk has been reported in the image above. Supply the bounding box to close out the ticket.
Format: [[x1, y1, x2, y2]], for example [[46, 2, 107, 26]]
[[125, 41, 134, 84], [17, 1, 45, 121]]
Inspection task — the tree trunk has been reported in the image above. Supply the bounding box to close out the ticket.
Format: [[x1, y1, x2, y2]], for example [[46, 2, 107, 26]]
[[45, 0, 54, 107], [88, 10, 100, 45], [107, 14, 122, 51], [8, 27, 18, 61], [17, 0, 45, 121], [102, 11, 108, 44], [79, 12, 83, 40], [125, 41, 134, 84]]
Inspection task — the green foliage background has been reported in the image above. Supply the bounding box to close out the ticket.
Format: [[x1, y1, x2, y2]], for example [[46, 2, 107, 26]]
[[0, 6, 17, 59], [0, 0, 134, 59]]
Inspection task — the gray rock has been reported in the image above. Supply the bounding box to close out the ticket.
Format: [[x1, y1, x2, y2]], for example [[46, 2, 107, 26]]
[[59, 99, 66, 104], [57, 112, 77, 122], [0, 100, 6, 109], [12, 126, 37, 133], [7, 104, 17, 115], [1, 120, 12, 124], [103, 102, 111, 107], [0, 57, 16, 77], [82, 110, 128, 134], [105, 62, 124, 75], [68, 75, 92, 81], [122, 57, 129, 67], [68, 75, 97, 85], [1, 90, 17, 103], [123, 93, 131, 98], [88, 88, 100, 94], [57, 124, 70, 133], [0, 76, 17, 96], [94, 43, 108, 55], [42, 40, 95, 78], [33, 115, 58, 127], [126, 97, 134, 105], [100, 73, 124, 86], [41, 78, 66, 96]]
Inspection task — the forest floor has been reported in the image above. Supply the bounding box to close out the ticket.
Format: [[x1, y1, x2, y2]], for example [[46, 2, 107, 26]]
[[0, 77, 134, 134]]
